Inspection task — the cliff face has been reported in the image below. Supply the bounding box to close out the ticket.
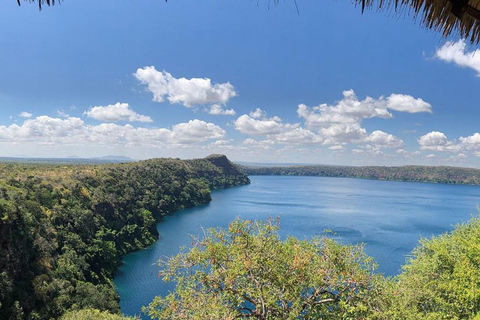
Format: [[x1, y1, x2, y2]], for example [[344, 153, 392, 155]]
[[0, 155, 249, 320], [198, 154, 251, 189]]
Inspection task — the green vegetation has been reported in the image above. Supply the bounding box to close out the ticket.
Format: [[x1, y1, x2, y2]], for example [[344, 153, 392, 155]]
[[146, 217, 480, 320], [388, 216, 480, 319], [3, 153, 480, 320], [145, 219, 384, 320], [242, 164, 480, 185], [60, 309, 135, 320], [0, 154, 249, 320]]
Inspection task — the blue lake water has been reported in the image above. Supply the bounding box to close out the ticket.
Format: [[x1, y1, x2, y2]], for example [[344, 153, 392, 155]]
[[114, 175, 480, 318]]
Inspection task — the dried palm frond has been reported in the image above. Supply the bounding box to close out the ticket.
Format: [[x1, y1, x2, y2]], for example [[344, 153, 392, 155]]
[[356, 0, 480, 43], [17, 0, 58, 10]]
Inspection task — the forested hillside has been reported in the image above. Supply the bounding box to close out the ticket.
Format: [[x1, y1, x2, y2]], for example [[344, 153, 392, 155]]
[[0, 154, 249, 320], [242, 164, 480, 185]]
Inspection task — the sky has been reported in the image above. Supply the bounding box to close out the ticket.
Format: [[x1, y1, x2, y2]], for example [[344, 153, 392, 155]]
[[1, 0, 480, 166]]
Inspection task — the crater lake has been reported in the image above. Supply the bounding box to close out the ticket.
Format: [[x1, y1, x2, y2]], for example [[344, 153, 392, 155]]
[[114, 175, 480, 318]]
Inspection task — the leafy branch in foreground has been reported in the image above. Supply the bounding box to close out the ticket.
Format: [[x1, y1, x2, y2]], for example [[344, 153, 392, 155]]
[[144, 219, 385, 320], [388, 216, 480, 320]]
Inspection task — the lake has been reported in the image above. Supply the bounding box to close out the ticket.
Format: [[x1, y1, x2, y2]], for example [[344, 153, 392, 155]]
[[114, 175, 480, 318]]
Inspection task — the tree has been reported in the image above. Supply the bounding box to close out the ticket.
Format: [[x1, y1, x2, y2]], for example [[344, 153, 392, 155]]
[[144, 219, 385, 320], [60, 309, 135, 320], [385, 216, 480, 320]]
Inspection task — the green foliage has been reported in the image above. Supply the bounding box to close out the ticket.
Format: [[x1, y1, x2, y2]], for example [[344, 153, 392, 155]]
[[144, 219, 384, 320], [242, 164, 480, 185], [0, 155, 249, 319], [60, 309, 135, 320], [386, 216, 480, 319], [146, 216, 480, 320]]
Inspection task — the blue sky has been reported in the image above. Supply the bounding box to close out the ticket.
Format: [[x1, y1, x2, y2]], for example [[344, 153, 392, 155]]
[[1, 0, 480, 166]]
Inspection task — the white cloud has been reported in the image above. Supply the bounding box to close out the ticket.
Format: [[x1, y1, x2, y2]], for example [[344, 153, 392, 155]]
[[365, 130, 404, 148], [171, 119, 225, 143], [297, 90, 392, 129], [211, 139, 231, 146], [435, 40, 480, 76], [320, 123, 367, 145], [269, 127, 321, 145], [0, 116, 86, 144], [134, 66, 237, 107], [0, 116, 224, 147], [418, 131, 460, 152], [19, 112, 32, 118], [297, 90, 430, 145], [206, 104, 236, 116], [329, 145, 345, 151], [415, 131, 480, 159], [84, 102, 153, 123], [234, 110, 297, 136], [459, 133, 480, 156], [249, 108, 267, 119], [242, 138, 275, 150], [298, 90, 431, 131], [386, 94, 432, 113], [459, 133, 480, 148]]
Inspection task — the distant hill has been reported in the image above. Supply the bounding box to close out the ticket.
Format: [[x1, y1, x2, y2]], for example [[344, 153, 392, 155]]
[[93, 155, 133, 161], [241, 164, 480, 185]]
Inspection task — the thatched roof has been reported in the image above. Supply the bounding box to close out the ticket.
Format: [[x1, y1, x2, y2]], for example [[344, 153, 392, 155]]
[[19, 0, 480, 44], [357, 0, 480, 44]]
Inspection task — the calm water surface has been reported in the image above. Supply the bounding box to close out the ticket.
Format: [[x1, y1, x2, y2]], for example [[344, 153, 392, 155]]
[[114, 176, 480, 317]]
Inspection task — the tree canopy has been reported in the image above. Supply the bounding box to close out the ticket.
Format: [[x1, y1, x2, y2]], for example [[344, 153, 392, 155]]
[[144, 219, 385, 320], [145, 216, 480, 320]]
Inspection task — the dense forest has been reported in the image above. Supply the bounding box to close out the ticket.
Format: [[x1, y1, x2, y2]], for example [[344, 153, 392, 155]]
[[0, 154, 249, 320], [242, 164, 480, 185]]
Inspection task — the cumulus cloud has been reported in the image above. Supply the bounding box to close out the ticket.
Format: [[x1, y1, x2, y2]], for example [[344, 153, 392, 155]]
[[416, 131, 480, 158], [269, 127, 321, 145], [235, 91, 409, 150], [297, 90, 430, 145], [365, 130, 404, 148], [435, 40, 480, 76], [320, 123, 367, 145], [84, 103, 153, 123], [242, 138, 275, 150], [298, 90, 431, 130], [134, 66, 237, 107], [249, 108, 267, 119], [418, 131, 460, 152], [329, 145, 346, 151], [0, 116, 86, 144], [171, 119, 225, 143], [206, 104, 236, 116], [386, 94, 432, 113], [459, 133, 480, 156], [234, 109, 297, 135], [211, 139, 232, 146], [0, 116, 224, 147], [19, 112, 32, 118]]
